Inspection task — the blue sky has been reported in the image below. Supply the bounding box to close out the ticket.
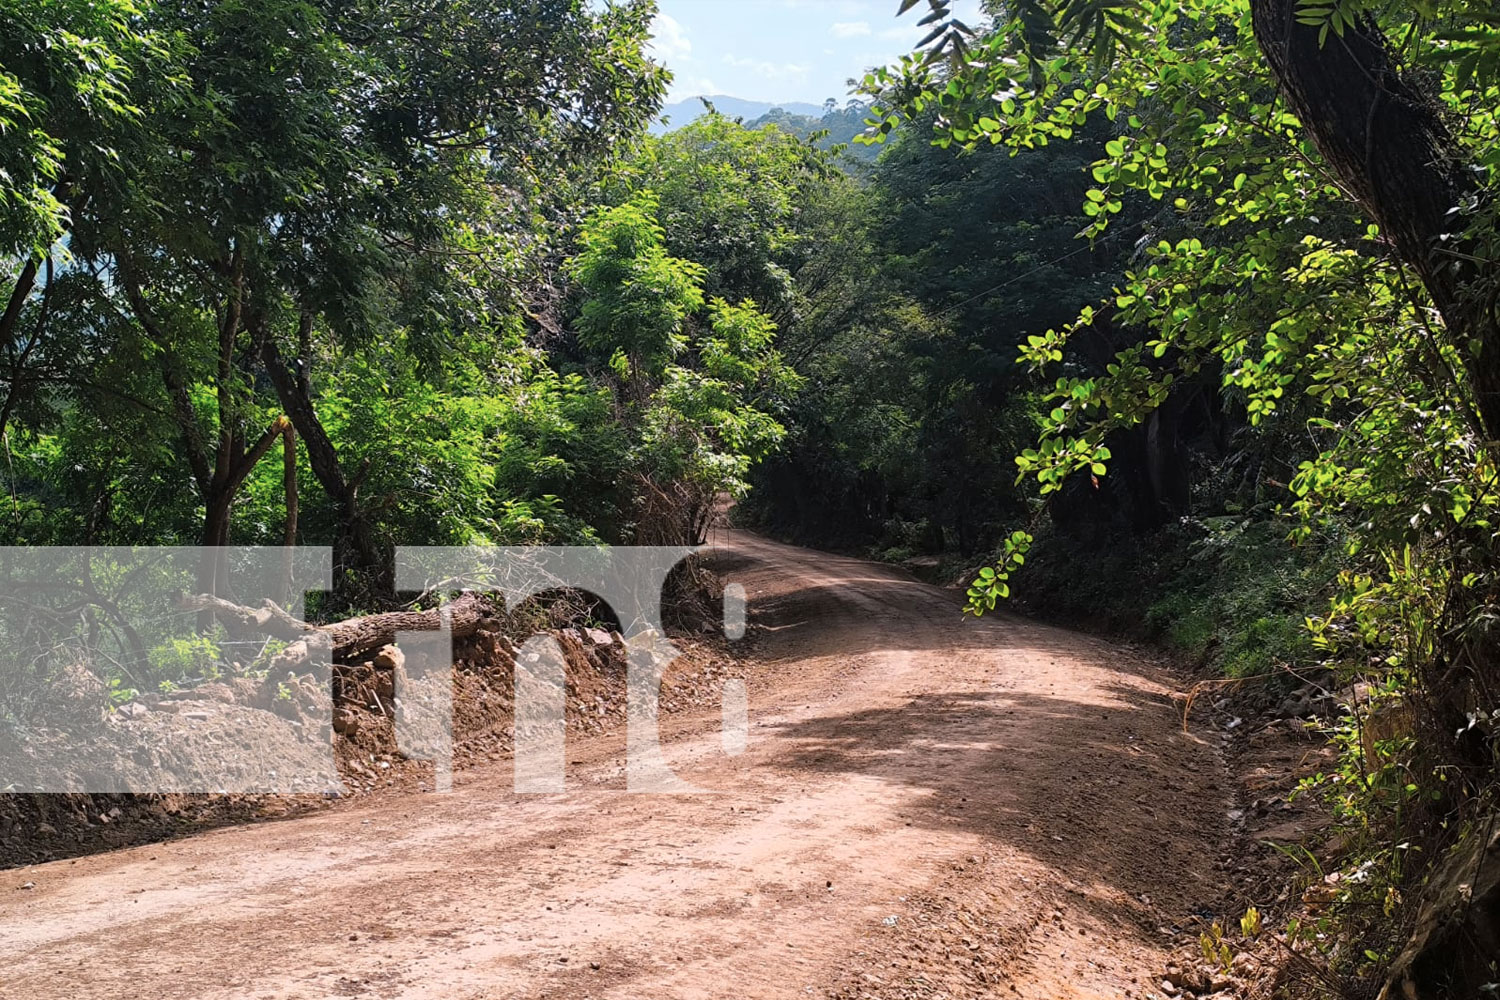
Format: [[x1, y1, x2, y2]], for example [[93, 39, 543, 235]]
[[651, 0, 984, 105]]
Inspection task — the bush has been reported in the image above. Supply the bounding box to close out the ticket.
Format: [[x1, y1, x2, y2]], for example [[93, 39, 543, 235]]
[[1013, 514, 1335, 680], [147, 635, 224, 686]]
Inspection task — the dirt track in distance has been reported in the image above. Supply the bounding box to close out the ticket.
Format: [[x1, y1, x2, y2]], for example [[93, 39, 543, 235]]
[[0, 530, 1227, 999]]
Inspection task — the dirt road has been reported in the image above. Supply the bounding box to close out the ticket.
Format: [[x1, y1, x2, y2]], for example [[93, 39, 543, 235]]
[[0, 531, 1228, 999]]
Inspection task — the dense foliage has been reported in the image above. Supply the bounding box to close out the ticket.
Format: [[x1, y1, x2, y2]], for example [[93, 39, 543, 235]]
[[9, 0, 1500, 988], [0, 2, 815, 598], [744, 101, 884, 163], [838, 0, 1500, 991]]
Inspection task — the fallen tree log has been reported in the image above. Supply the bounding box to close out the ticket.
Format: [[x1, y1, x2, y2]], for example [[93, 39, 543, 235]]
[[175, 591, 499, 663], [174, 592, 311, 641]]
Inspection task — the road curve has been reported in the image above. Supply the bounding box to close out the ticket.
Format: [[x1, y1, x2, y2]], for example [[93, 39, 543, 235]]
[[0, 531, 1225, 999]]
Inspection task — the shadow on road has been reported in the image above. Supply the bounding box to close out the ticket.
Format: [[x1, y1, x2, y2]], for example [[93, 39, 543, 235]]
[[767, 679, 1226, 938]]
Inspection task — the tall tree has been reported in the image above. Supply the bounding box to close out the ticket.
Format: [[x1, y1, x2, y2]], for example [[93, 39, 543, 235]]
[[568, 194, 800, 544], [3, 0, 667, 602], [624, 113, 829, 320]]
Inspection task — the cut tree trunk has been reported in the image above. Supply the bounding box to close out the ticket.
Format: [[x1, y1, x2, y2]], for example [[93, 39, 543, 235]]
[[1250, 0, 1500, 437], [174, 590, 497, 665]]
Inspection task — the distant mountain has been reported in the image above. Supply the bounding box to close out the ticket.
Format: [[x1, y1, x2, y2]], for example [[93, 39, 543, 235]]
[[650, 96, 883, 165], [651, 95, 826, 134]]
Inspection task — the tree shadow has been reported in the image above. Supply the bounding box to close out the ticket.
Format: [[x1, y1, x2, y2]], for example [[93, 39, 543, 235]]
[[767, 678, 1227, 937], [744, 571, 1143, 664]]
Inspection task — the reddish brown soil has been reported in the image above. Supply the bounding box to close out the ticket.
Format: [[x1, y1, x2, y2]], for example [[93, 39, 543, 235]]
[[0, 531, 1235, 999]]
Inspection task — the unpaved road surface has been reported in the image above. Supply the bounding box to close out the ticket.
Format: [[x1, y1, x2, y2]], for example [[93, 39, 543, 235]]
[[1, 532, 1226, 999]]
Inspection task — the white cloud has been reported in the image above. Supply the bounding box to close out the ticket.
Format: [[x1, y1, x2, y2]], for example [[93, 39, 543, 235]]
[[831, 20, 871, 38], [650, 13, 692, 62], [667, 73, 719, 100], [722, 53, 809, 85], [878, 25, 913, 40], [783, 0, 865, 10]]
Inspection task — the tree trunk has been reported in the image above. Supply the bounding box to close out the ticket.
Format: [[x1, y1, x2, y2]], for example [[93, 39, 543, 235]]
[[0, 255, 54, 445], [282, 422, 298, 548], [198, 489, 234, 592], [193, 415, 291, 613], [1, 182, 84, 356], [121, 260, 288, 608], [282, 421, 298, 604], [1249, 0, 1500, 436], [258, 318, 390, 604], [0, 258, 40, 357]]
